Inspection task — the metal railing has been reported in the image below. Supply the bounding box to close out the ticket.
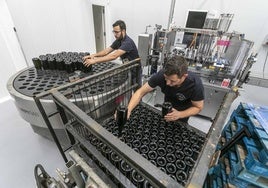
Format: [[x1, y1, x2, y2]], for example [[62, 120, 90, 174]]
[[34, 59, 182, 187]]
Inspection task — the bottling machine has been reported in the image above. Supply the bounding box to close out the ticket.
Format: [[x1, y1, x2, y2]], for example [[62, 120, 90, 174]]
[[142, 21, 254, 120], [172, 27, 253, 120]]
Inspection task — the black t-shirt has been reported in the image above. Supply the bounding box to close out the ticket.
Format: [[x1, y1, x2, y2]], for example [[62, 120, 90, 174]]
[[148, 69, 204, 111], [110, 35, 139, 61]]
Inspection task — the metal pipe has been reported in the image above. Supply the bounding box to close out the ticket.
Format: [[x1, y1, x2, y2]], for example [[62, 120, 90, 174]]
[[167, 0, 176, 30], [160, 0, 176, 66]]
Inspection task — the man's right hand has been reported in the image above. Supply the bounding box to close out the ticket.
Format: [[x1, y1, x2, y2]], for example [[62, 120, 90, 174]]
[[127, 110, 131, 120], [83, 54, 95, 61], [83, 58, 97, 67]]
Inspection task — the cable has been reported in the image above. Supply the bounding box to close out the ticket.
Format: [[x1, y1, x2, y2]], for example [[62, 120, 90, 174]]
[[189, 33, 198, 49]]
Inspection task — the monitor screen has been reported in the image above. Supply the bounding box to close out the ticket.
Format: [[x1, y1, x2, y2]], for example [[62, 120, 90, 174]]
[[186, 11, 207, 29], [183, 10, 208, 47]]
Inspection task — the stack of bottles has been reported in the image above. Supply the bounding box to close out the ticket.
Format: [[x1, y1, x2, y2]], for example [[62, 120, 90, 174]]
[[32, 51, 92, 73]]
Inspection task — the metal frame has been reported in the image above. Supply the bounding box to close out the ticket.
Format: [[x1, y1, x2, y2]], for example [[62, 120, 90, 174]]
[[187, 91, 238, 186], [34, 59, 181, 187], [34, 58, 238, 187], [174, 27, 242, 37]]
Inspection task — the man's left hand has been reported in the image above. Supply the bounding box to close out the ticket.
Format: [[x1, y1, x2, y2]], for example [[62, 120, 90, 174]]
[[164, 108, 181, 122], [83, 58, 97, 67]]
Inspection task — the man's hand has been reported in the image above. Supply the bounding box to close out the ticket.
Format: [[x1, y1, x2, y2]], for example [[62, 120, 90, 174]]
[[83, 58, 97, 67], [164, 108, 181, 122], [127, 110, 131, 120], [83, 54, 95, 61]]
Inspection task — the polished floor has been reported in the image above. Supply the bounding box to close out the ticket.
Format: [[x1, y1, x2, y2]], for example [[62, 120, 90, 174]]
[[0, 84, 267, 187], [0, 99, 66, 188]]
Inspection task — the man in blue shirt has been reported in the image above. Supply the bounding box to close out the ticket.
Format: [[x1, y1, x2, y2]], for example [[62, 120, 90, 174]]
[[127, 55, 204, 123], [83, 20, 139, 65]]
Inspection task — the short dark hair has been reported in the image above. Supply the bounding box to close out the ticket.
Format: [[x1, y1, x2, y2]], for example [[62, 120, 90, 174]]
[[113, 20, 126, 31], [164, 55, 188, 78]]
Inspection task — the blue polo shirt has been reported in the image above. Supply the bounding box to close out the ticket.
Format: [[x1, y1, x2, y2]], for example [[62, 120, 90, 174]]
[[110, 35, 139, 61], [148, 69, 204, 122]]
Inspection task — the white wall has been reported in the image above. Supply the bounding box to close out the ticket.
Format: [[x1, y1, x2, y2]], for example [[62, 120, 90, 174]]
[[6, 0, 96, 64], [108, 0, 171, 43], [0, 0, 27, 101], [1, 0, 268, 101]]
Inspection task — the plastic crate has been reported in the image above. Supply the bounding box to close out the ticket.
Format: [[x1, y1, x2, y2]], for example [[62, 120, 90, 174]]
[[255, 128, 268, 150], [237, 103, 268, 152], [260, 149, 268, 165], [207, 102, 268, 188], [228, 170, 253, 188], [242, 137, 262, 149], [244, 103, 268, 133], [228, 149, 243, 177], [244, 146, 268, 178], [232, 145, 268, 188], [206, 161, 229, 188], [224, 129, 232, 140], [221, 155, 250, 188], [247, 103, 268, 131], [235, 115, 256, 135]]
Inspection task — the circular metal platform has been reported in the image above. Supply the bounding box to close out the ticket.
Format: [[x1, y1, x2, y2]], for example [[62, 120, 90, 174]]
[[13, 61, 117, 97], [7, 55, 123, 145]]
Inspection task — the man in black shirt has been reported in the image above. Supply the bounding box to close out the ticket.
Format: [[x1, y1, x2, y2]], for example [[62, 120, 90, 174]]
[[127, 55, 204, 123], [83, 20, 139, 66]]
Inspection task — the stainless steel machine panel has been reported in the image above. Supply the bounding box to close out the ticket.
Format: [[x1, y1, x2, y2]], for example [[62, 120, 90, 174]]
[[199, 83, 230, 120], [138, 33, 152, 66]]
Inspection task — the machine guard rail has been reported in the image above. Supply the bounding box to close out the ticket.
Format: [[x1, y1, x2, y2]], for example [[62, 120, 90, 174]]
[[34, 59, 182, 187], [34, 58, 238, 187]]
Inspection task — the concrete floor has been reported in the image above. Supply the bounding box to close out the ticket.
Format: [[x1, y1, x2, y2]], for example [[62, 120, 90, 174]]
[[0, 84, 267, 187], [0, 99, 66, 188]]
